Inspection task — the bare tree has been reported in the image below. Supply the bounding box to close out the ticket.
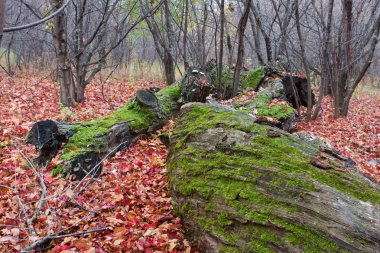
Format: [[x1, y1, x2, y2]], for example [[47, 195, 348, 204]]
[[232, 0, 252, 97], [250, 2, 273, 62], [183, 0, 189, 70], [0, 0, 5, 45], [295, 0, 312, 118], [50, 0, 75, 107], [217, 0, 225, 92], [140, 0, 176, 85], [329, 0, 380, 117]]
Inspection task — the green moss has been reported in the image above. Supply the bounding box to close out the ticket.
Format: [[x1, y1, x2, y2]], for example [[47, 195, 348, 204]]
[[220, 246, 240, 253], [205, 202, 216, 212], [257, 103, 295, 120], [60, 101, 155, 161], [156, 83, 181, 115], [52, 164, 63, 177], [175, 105, 267, 138], [157, 83, 181, 101], [60, 85, 181, 164], [173, 107, 380, 204], [169, 104, 380, 252], [235, 92, 295, 121], [197, 215, 240, 244], [241, 66, 265, 89]]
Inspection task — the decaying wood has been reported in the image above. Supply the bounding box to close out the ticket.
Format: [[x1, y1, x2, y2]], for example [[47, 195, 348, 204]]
[[26, 61, 313, 179], [167, 103, 380, 253], [260, 66, 316, 108], [26, 69, 213, 179]]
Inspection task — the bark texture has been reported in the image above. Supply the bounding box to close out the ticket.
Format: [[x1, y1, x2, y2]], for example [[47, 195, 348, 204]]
[[167, 103, 380, 253], [0, 0, 5, 45]]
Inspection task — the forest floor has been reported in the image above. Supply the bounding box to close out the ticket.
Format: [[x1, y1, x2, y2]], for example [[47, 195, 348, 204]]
[[0, 73, 379, 252]]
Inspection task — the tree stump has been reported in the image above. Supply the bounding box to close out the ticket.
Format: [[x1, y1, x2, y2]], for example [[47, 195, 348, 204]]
[[261, 66, 316, 108]]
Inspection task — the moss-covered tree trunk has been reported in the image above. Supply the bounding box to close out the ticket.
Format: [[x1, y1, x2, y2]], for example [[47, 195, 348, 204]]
[[167, 103, 380, 253], [26, 85, 184, 180]]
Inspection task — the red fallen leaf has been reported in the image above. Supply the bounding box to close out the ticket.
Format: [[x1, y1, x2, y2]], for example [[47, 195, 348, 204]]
[[143, 222, 158, 229], [167, 232, 181, 239], [44, 175, 54, 184], [53, 245, 71, 252], [136, 161, 143, 167], [144, 248, 154, 253], [72, 239, 91, 250]]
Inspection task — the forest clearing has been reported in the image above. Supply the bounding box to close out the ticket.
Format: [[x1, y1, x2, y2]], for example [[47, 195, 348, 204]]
[[0, 0, 380, 252]]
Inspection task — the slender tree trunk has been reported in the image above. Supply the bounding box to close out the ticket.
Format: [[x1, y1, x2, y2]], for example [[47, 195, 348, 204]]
[[312, 0, 334, 120], [232, 0, 252, 97], [334, 0, 353, 118], [248, 12, 264, 65], [217, 0, 225, 92], [295, 0, 312, 119], [163, 0, 176, 85], [0, 0, 5, 45], [201, 3, 208, 65], [74, 0, 86, 103], [183, 0, 189, 71], [225, 21, 233, 66], [276, 0, 295, 58], [251, 3, 272, 62], [51, 0, 75, 107]]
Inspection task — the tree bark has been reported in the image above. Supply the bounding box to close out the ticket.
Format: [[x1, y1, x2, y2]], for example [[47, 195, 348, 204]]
[[50, 0, 75, 107], [295, 0, 312, 119], [183, 0, 189, 71], [251, 3, 272, 62], [163, 0, 176, 85], [232, 0, 252, 97], [312, 0, 334, 120], [0, 0, 6, 45], [167, 103, 380, 253], [248, 10, 264, 65], [217, 0, 225, 92]]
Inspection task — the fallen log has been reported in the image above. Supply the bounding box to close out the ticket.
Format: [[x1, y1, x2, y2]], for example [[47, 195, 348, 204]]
[[25, 60, 311, 179], [26, 84, 184, 180], [167, 103, 380, 253], [25, 65, 217, 180]]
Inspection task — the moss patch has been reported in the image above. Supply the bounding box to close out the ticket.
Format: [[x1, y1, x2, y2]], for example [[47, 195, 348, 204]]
[[241, 66, 265, 89], [235, 92, 296, 121], [59, 85, 181, 168], [168, 104, 380, 252], [60, 101, 155, 161], [156, 83, 181, 115]]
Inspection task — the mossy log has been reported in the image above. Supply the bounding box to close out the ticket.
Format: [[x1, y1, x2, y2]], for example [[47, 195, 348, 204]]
[[26, 84, 184, 180], [167, 103, 380, 253]]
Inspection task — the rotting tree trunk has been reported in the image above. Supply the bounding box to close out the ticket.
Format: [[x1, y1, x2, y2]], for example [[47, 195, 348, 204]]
[[167, 103, 380, 253], [26, 87, 181, 180], [26, 69, 214, 180], [25, 61, 313, 180]]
